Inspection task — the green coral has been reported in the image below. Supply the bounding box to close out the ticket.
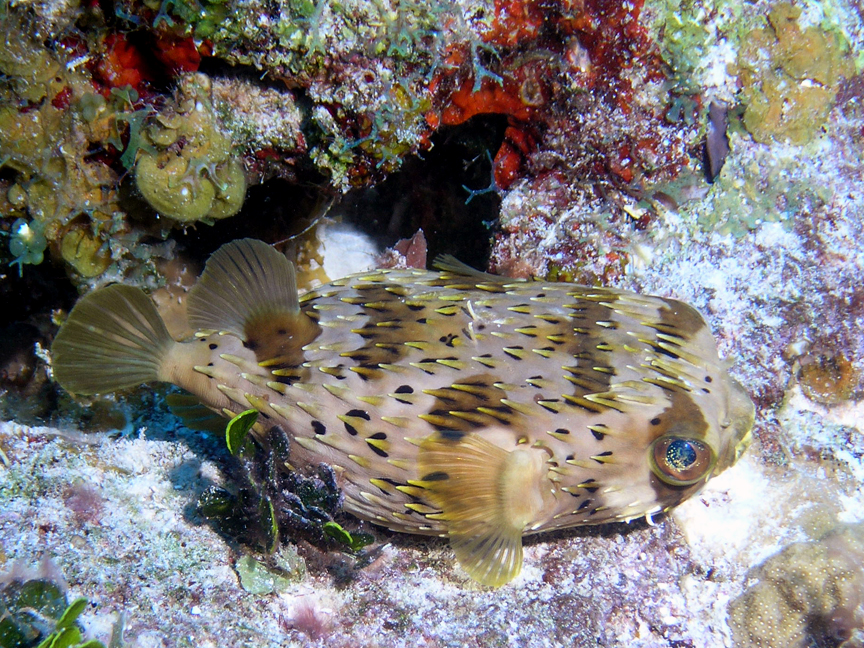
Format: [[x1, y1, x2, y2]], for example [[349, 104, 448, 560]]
[[134, 74, 246, 223], [734, 2, 854, 144], [652, 0, 742, 81], [0, 8, 142, 282], [716, 155, 823, 233]]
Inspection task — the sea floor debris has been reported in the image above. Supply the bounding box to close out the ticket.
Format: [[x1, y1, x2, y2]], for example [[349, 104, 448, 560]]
[[1, 405, 863, 647]]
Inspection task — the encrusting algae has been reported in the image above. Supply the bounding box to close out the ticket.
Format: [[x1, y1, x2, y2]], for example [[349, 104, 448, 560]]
[[50, 239, 754, 587]]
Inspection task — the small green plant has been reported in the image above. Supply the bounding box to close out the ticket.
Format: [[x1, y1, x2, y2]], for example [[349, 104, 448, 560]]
[[199, 409, 376, 582], [323, 522, 374, 553], [0, 577, 106, 648], [225, 409, 258, 456]]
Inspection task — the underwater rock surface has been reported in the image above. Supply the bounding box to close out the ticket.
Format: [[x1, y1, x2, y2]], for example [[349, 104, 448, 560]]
[[2, 415, 863, 646]]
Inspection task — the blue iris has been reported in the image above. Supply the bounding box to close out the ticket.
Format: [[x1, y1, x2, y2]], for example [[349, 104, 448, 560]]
[[666, 439, 698, 470]]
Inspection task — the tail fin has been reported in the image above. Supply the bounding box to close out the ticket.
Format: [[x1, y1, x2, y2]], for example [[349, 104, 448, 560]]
[[51, 284, 175, 395]]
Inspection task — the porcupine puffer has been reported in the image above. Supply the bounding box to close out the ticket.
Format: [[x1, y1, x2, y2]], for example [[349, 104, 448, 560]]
[[51, 239, 754, 586]]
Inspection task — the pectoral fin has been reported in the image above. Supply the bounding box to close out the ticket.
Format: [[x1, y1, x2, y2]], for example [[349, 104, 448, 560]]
[[416, 433, 547, 587]]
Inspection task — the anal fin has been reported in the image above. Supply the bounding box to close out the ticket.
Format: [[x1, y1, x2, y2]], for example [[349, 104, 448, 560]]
[[417, 433, 548, 587], [166, 392, 226, 434]]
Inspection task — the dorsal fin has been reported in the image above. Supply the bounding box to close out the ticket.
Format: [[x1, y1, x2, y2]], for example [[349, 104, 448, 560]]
[[432, 255, 520, 284], [187, 239, 320, 363], [416, 433, 549, 587], [187, 239, 299, 335]]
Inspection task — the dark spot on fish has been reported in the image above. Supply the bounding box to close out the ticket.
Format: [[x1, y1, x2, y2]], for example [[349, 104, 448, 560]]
[[347, 409, 371, 420], [591, 429, 605, 441], [439, 429, 467, 441], [209, 343, 218, 350], [417, 318, 428, 324], [260, 411, 271, 419], [344, 422, 359, 436], [503, 346, 524, 360], [536, 293, 546, 298], [566, 454, 574, 462], [650, 417, 662, 426], [407, 303, 425, 311], [476, 324, 486, 331], [274, 375, 299, 385], [277, 328, 287, 335], [578, 499, 591, 511], [656, 346, 679, 360], [207, 362, 213, 367], [422, 471, 450, 482], [658, 299, 706, 337], [243, 340, 259, 351], [312, 420, 326, 435], [592, 451, 613, 463], [367, 443, 388, 458], [705, 376, 713, 383], [368, 432, 386, 440], [702, 388, 711, 393], [538, 399, 559, 413], [395, 385, 413, 394], [589, 508, 601, 516], [555, 428, 570, 435], [584, 485, 599, 494]]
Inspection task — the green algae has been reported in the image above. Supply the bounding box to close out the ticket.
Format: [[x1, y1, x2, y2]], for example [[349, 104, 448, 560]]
[[689, 136, 832, 235], [0, 579, 105, 648], [734, 2, 854, 145]]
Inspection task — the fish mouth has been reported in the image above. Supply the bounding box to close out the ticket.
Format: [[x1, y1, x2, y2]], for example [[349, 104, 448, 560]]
[[716, 377, 755, 474]]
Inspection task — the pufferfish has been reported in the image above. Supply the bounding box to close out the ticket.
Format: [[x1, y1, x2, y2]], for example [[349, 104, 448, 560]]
[[51, 239, 754, 587]]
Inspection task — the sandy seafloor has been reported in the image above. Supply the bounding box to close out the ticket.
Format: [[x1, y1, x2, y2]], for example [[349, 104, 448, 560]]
[[1, 386, 863, 647]]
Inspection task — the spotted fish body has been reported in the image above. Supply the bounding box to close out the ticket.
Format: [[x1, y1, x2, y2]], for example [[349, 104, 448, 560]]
[[52, 239, 754, 586]]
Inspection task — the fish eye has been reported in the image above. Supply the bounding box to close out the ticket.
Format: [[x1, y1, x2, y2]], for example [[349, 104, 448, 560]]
[[650, 436, 715, 486]]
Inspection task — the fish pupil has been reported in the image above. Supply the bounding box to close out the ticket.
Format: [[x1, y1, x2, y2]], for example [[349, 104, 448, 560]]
[[666, 439, 697, 470]]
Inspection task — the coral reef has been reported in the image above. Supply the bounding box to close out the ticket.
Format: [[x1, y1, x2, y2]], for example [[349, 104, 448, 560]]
[[1, 0, 715, 286], [134, 74, 246, 224], [1, 0, 864, 644], [734, 2, 854, 144], [728, 522, 864, 648]]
